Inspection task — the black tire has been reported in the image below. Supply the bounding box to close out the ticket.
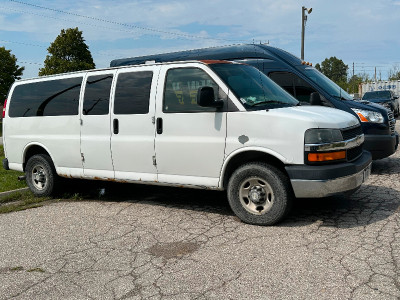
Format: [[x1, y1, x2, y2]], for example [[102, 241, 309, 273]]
[[25, 154, 58, 197], [227, 162, 293, 226]]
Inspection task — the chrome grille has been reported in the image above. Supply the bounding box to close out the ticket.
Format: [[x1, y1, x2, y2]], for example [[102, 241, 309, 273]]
[[388, 111, 395, 134]]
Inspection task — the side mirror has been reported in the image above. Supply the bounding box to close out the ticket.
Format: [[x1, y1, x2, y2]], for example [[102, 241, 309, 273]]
[[197, 86, 224, 108], [310, 92, 322, 106]]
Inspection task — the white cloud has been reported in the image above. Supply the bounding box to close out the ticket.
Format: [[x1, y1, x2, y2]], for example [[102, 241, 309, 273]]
[[2, 0, 400, 78]]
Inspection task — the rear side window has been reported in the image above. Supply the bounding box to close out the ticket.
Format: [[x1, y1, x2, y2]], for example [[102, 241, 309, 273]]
[[114, 71, 153, 114], [9, 77, 82, 117], [83, 74, 113, 115]]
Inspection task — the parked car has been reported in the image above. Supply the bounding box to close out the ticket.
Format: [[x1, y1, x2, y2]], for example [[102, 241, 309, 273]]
[[2, 60, 371, 225], [362, 90, 400, 118]]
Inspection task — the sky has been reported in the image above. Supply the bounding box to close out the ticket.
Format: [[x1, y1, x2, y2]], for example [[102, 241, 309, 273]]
[[1, 0, 400, 80]]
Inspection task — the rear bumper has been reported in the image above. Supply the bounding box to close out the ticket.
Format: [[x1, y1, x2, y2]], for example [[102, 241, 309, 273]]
[[364, 132, 398, 159], [285, 151, 372, 198]]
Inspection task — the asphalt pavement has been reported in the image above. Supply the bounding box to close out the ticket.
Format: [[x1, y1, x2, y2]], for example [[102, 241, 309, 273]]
[[0, 124, 399, 300]]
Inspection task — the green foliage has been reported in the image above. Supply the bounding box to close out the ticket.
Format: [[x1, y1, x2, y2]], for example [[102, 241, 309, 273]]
[[0, 190, 49, 214], [315, 57, 348, 84], [346, 73, 372, 94], [39, 27, 95, 76], [0, 145, 26, 192], [316, 57, 376, 93], [388, 64, 400, 81], [0, 47, 24, 106], [346, 75, 362, 94]]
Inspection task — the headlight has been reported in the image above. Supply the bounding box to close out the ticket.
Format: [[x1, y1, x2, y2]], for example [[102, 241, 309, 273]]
[[351, 108, 384, 123], [305, 129, 345, 164], [304, 128, 343, 144]]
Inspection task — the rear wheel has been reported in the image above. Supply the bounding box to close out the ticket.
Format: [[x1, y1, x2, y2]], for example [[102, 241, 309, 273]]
[[26, 154, 58, 197], [227, 162, 293, 225]]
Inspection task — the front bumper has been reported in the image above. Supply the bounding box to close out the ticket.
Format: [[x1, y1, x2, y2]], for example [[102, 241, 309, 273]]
[[285, 151, 372, 198], [364, 132, 398, 160]]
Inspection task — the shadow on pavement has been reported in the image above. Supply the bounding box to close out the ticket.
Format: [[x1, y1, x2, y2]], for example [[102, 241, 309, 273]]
[[59, 178, 399, 228], [371, 156, 400, 175]]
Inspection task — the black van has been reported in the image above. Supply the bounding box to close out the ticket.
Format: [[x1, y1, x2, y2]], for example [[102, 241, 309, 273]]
[[111, 44, 398, 160]]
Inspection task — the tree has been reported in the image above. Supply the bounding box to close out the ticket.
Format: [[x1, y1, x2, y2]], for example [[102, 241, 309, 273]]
[[388, 64, 400, 81], [0, 47, 24, 105], [39, 27, 95, 76], [315, 56, 348, 87]]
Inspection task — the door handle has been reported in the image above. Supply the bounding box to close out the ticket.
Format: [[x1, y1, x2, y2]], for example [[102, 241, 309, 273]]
[[113, 118, 119, 134], [156, 117, 163, 134]]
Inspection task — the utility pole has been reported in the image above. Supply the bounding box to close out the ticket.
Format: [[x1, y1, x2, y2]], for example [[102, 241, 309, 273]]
[[301, 6, 312, 60]]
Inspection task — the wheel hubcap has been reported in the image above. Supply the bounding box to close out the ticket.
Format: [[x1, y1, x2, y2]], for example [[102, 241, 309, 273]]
[[248, 186, 266, 204], [239, 177, 274, 215], [31, 165, 47, 190]]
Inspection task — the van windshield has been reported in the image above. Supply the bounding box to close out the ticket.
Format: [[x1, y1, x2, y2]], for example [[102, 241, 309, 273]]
[[302, 67, 353, 100], [210, 63, 299, 110], [362, 91, 391, 100]]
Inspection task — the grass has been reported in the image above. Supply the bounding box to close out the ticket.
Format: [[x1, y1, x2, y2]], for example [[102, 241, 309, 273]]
[[0, 145, 26, 192], [0, 190, 52, 214], [0, 141, 94, 213]]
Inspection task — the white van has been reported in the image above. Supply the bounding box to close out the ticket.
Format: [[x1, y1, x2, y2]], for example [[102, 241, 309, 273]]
[[2, 60, 371, 225]]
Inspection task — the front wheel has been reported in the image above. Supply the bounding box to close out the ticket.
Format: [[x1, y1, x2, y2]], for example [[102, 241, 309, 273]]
[[26, 154, 58, 197], [227, 162, 293, 226]]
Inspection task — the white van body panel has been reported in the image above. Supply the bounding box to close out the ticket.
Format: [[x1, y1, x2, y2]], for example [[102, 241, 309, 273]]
[[4, 75, 83, 172], [80, 70, 116, 180], [224, 105, 359, 166], [154, 63, 228, 186], [111, 66, 159, 183]]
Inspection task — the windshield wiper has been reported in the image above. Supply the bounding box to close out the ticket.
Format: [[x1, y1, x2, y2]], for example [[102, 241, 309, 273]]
[[248, 100, 283, 107], [332, 95, 349, 101]]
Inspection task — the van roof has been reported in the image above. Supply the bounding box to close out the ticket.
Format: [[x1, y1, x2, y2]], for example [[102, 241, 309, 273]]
[[13, 60, 233, 83], [110, 43, 304, 68]]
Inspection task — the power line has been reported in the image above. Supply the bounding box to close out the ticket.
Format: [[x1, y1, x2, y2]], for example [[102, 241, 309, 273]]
[[6, 0, 249, 42], [19, 61, 43, 66], [0, 39, 46, 48], [0, 6, 161, 38]]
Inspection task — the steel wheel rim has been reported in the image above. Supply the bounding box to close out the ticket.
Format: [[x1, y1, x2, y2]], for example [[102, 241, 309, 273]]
[[239, 176, 274, 215], [31, 164, 47, 191]]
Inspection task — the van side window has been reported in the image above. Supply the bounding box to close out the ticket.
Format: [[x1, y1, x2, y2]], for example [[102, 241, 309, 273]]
[[9, 77, 82, 117], [269, 72, 316, 104], [163, 68, 219, 113], [114, 71, 153, 114], [83, 74, 113, 115]]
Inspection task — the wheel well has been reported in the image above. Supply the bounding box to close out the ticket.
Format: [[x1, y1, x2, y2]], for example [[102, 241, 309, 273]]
[[222, 151, 287, 189], [23, 145, 51, 171]]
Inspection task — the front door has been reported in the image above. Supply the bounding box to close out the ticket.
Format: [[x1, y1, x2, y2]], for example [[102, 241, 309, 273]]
[[154, 64, 227, 188]]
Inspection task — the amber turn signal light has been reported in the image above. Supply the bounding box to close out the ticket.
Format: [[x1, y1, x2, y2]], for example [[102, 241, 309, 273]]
[[308, 151, 346, 162]]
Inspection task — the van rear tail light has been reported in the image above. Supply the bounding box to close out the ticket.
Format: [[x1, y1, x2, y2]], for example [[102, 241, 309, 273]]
[[2, 99, 6, 118]]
